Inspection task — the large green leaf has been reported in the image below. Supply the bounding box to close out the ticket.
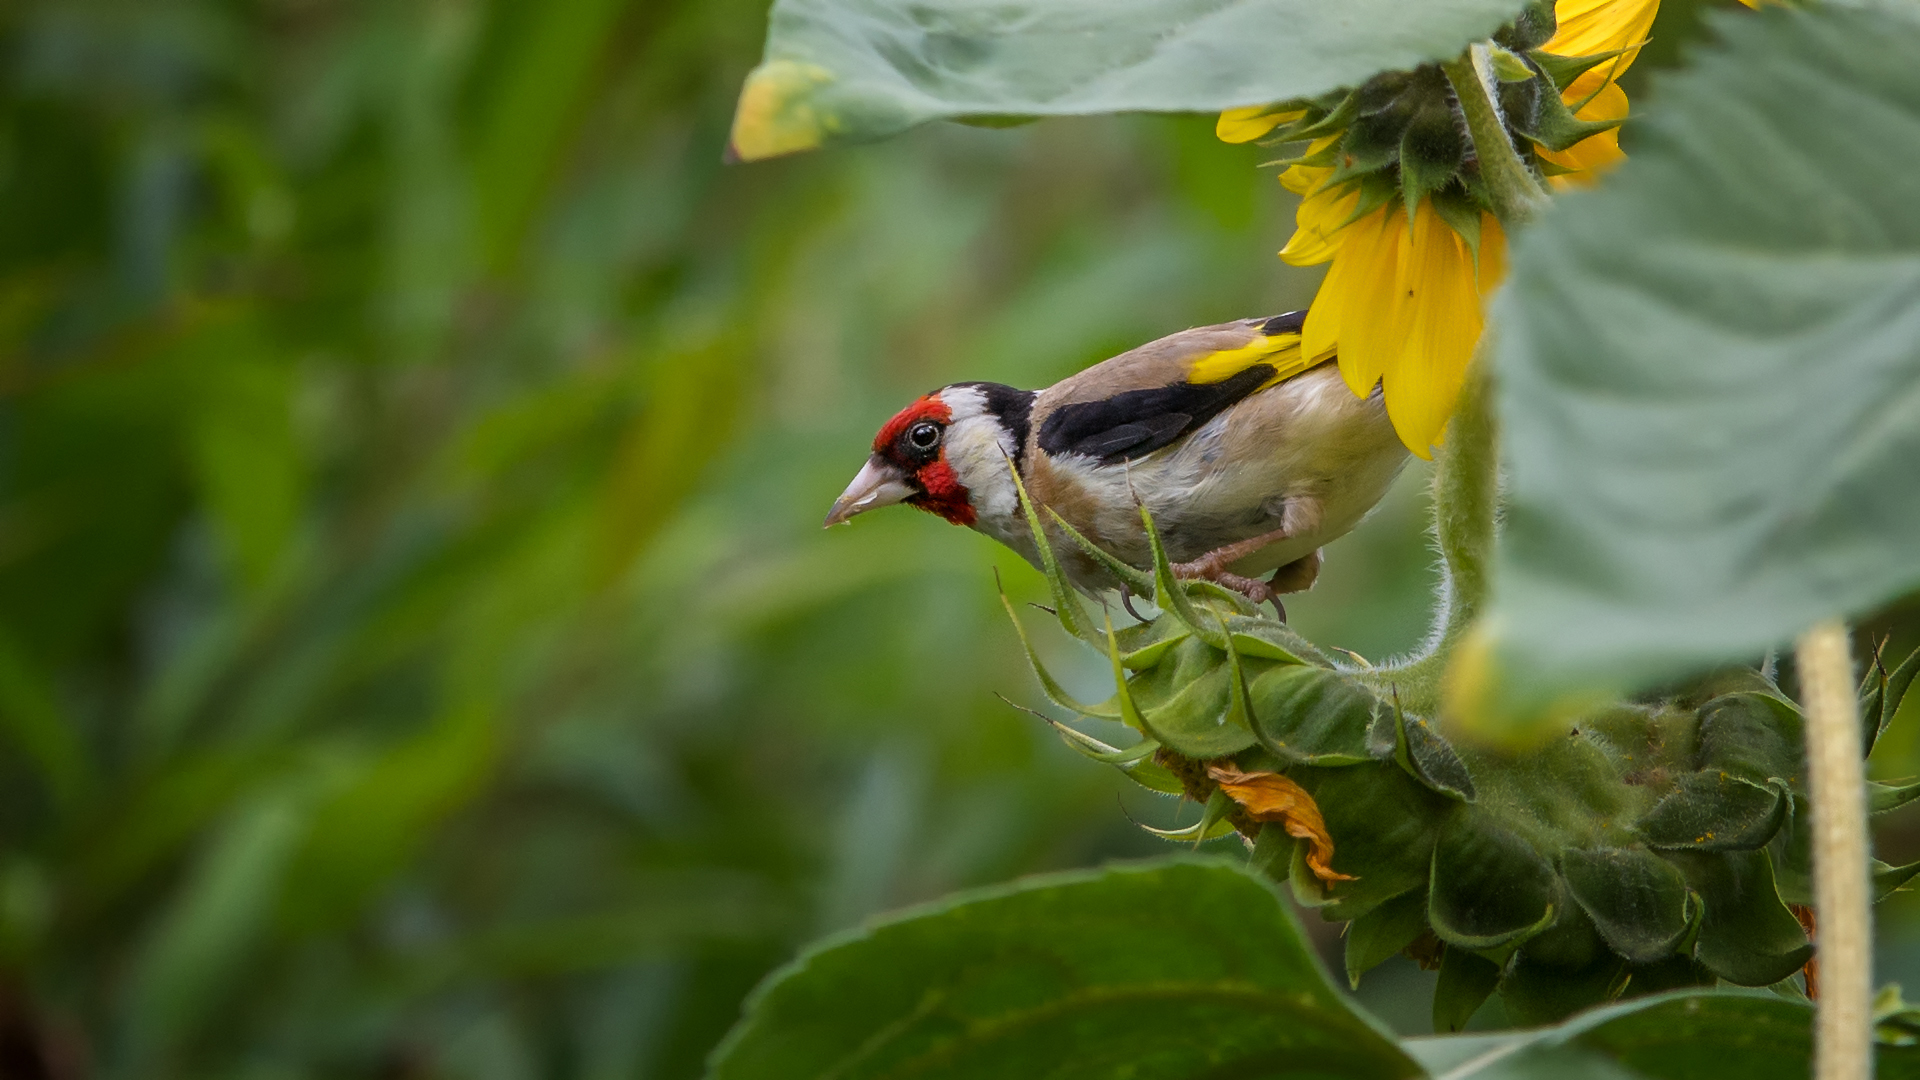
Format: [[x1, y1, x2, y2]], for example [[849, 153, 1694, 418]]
[[706, 858, 1419, 1080], [1475, 1, 1920, 727], [728, 0, 1529, 159], [1404, 990, 1920, 1078]]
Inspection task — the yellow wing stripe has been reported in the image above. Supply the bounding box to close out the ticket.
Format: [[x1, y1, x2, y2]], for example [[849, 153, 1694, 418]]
[[1185, 333, 1336, 390]]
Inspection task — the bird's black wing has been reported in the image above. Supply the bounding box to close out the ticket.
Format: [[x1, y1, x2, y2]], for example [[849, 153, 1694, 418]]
[[1037, 363, 1276, 464]]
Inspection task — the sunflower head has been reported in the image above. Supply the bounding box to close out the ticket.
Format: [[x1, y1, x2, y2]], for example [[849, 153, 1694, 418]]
[[1220, 0, 1654, 455], [1224, 1, 1628, 232]]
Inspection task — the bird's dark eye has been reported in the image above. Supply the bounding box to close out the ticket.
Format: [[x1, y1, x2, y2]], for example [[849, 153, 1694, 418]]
[[908, 422, 941, 449]]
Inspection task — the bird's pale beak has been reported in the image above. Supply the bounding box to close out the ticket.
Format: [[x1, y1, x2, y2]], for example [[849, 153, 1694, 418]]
[[824, 458, 915, 527]]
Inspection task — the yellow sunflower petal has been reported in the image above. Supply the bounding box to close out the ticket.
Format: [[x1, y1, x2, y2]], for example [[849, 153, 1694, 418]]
[[1547, 0, 1660, 102], [1383, 203, 1485, 457], [1547, 0, 1660, 62], [1279, 182, 1359, 266], [1277, 135, 1342, 195], [1217, 105, 1306, 144], [1279, 163, 1330, 198], [1477, 216, 1510, 299], [1312, 205, 1408, 401]]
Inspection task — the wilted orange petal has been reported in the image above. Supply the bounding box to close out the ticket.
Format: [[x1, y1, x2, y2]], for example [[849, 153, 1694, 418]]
[[1207, 763, 1355, 884]]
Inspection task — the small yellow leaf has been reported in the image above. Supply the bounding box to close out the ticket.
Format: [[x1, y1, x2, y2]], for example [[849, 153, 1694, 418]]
[[1206, 763, 1355, 884], [728, 60, 836, 162]]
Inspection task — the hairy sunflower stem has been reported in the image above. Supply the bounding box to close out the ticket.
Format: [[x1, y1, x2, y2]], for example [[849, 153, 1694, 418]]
[[1797, 619, 1872, 1080], [1353, 344, 1497, 713], [1427, 351, 1498, 650], [1442, 44, 1549, 228]]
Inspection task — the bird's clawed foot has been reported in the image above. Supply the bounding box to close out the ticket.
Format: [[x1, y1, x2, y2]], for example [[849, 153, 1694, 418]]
[[1170, 554, 1276, 610], [1170, 547, 1323, 621]]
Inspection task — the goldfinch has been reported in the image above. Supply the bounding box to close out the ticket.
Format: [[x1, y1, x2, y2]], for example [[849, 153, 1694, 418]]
[[823, 312, 1408, 610]]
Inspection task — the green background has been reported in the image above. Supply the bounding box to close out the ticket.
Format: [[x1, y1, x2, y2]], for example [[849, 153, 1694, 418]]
[[0, 0, 1915, 1076]]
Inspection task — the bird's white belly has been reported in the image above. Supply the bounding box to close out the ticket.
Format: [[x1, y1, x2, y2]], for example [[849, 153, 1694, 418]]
[[1036, 366, 1407, 587]]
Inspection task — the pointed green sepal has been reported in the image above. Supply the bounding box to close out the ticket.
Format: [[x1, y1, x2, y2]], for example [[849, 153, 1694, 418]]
[[1194, 787, 1237, 845], [1139, 500, 1226, 649], [1135, 655, 1258, 758], [1664, 849, 1811, 987], [1345, 888, 1430, 989], [1513, 78, 1624, 153], [1044, 717, 1159, 766], [1495, 0, 1559, 53], [1121, 632, 1187, 671], [1102, 610, 1150, 734], [995, 576, 1121, 720], [1224, 631, 1303, 665], [1272, 91, 1361, 143], [1867, 646, 1920, 754], [1247, 819, 1295, 881], [1046, 507, 1155, 598], [1433, 947, 1503, 1033], [1488, 44, 1539, 83], [1527, 44, 1638, 93], [1872, 780, 1920, 815], [1223, 616, 1335, 668], [1392, 697, 1476, 801], [1875, 857, 1920, 900], [1216, 615, 1254, 734], [1639, 773, 1788, 852], [1561, 846, 1692, 964], [1138, 789, 1239, 843], [1695, 692, 1805, 789], [1183, 580, 1261, 617], [1256, 139, 1343, 171], [1429, 810, 1558, 950], [1005, 457, 1098, 644], [1398, 98, 1466, 228], [1430, 184, 1484, 262]]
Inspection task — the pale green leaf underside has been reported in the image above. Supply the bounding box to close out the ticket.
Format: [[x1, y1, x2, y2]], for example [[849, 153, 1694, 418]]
[[706, 858, 1419, 1080], [731, 0, 1529, 158], [1484, 2, 1920, 716], [1407, 990, 1920, 1078]]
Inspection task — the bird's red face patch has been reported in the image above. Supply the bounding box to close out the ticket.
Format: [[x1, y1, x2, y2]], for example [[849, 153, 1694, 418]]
[[913, 459, 975, 526], [873, 393, 975, 527], [872, 395, 952, 453]]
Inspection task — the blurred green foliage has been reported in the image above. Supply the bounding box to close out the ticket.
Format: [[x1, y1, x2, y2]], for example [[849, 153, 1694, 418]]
[[0, 0, 1444, 1076]]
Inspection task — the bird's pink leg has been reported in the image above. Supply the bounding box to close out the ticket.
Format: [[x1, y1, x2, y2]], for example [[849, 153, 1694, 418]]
[[1168, 499, 1323, 610], [1170, 525, 1293, 606]]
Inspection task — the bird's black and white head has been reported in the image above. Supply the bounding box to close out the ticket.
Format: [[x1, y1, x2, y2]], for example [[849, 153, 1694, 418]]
[[823, 382, 1035, 530]]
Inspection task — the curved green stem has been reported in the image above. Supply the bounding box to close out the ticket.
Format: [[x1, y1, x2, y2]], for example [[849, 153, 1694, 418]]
[[1441, 45, 1549, 226], [1426, 352, 1499, 656], [1351, 347, 1498, 714]]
